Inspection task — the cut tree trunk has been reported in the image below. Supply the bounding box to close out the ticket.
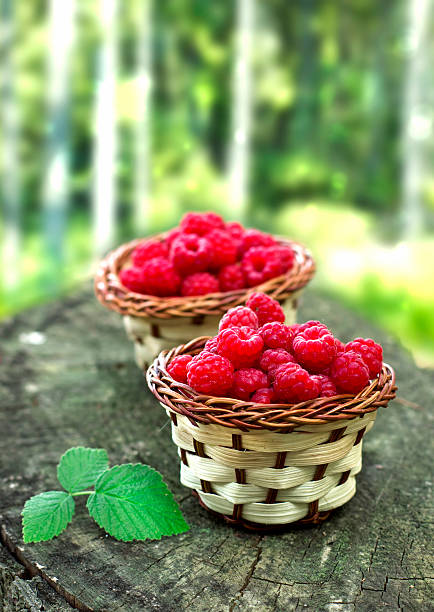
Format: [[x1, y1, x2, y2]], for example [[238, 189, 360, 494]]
[[0, 285, 432, 611]]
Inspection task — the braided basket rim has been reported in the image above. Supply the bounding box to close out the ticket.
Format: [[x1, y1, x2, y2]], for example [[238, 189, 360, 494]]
[[94, 234, 315, 319], [146, 337, 397, 432]]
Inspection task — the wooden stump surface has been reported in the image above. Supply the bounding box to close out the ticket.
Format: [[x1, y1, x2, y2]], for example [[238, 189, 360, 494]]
[[0, 285, 433, 611]]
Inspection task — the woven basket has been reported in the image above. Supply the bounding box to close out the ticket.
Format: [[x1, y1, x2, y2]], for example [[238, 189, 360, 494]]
[[147, 338, 397, 530], [95, 235, 315, 368]]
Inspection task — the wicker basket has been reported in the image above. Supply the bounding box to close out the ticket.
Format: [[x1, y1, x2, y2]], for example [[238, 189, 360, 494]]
[[95, 235, 315, 368], [147, 338, 396, 530]]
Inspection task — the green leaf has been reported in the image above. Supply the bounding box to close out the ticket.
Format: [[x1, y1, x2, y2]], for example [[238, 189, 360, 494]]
[[86, 464, 189, 541], [22, 491, 75, 543], [57, 447, 109, 493]]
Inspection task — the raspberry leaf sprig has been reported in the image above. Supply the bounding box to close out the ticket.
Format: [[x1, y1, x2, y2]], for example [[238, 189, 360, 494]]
[[22, 447, 189, 544]]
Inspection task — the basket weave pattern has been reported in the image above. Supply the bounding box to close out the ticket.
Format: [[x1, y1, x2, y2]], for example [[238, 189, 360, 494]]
[[95, 235, 315, 367], [147, 339, 396, 529]]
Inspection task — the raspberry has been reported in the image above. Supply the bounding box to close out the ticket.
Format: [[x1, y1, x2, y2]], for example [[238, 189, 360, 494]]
[[218, 264, 245, 292], [330, 351, 370, 394], [259, 322, 294, 351], [207, 229, 237, 269], [219, 306, 259, 331], [131, 239, 169, 267], [292, 326, 337, 373], [295, 320, 329, 336], [187, 351, 234, 396], [165, 228, 182, 248], [225, 221, 245, 240], [240, 229, 276, 255], [119, 267, 147, 294], [167, 355, 193, 383], [251, 387, 275, 404], [181, 273, 219, 296], [242, 247, 283, 287], [335, 338, 346, 354], [170, 233, 211, 275], [311, 374, 337, 398], [204, 336, 219, 353], [345, 338, 383, 378], [141, 258, 181, 296], [231, 368, 268, 401], [180, 211, 224, 235], [246, 292, 285, 325], [273, 363, 321, 403], [259, 349, 296, 373], [272, 245, 295, 273], [216, 326, 263, 368], [204, 212, 225, 229]]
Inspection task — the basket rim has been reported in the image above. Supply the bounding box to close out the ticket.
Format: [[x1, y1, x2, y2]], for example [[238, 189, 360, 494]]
[[146, 336, 397, 432], [94, 233, 315, 319]]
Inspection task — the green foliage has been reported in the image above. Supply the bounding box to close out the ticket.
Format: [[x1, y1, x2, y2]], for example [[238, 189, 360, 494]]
[[57, 447, 109, 493], [87, 465, 189, 541], [22, 447, 189, 544], [22, 491, 75, 543]]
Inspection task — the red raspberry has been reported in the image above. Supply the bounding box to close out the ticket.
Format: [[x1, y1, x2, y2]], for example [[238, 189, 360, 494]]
[[259, 322, 294, 351], [171, 233, 211, 275], [204, 336, 218, 353], [218, 264, 245, 292], [203, 212, 225, 230], [216, 326, 263, 368], [186, 351, 234, 396], [345, 338, 383, 378], [181, 273, 219, 296], [240, 229, 276, 255], [141, 258, 181, 296], [132, 239, 169, 267], [335, 338, 346, 354], [167, 355, 193, 383], [119, 267, 147, 294], [219, 306, 259, 331], [330, 351, 370, 394], [246, 292, 285, 325], [165, 228, 182, 248], [311, 374, 337, 398], [180, 211, 224, 236], [295, 320, 329, 336], [225, 221, 245, 240], [251, 387, 275, 404], [231, 368, 268, 401], [273, 363, 321, 403], [272, 245, 295, 273], [260, 349, 296, 373], [292, 326, 337, 373], [207, 229, 237, 269], [242, 247, 283, 287]]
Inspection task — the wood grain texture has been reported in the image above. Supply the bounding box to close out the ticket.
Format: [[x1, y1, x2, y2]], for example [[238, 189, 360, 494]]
[[0, 285, 433, 611]]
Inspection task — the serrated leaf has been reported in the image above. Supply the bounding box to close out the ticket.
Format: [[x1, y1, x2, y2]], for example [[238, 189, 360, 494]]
[[86, 464, 189, 541], [57, 447, 109, 493], [22, 491, 75, 543]]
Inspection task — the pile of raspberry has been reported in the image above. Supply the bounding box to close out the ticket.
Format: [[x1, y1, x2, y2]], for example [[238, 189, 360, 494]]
[[167, 292, 384, 402], [119, 211, 295, 297]]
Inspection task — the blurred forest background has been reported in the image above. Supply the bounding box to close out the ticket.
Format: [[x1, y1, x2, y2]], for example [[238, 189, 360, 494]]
[[1, 0, 434, 366]]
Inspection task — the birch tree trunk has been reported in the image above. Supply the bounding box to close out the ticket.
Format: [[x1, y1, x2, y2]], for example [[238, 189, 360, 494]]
[[42, 0, 75, 270], [92, 0, 118, 257], [227, 0, 254, 221], [401, 0, 433, 238], [0, 0, 20, 290], [134, 0, 152, 236]]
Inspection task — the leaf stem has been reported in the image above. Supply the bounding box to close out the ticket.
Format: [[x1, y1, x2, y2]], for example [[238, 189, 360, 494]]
[[71, 490, 93, 496]]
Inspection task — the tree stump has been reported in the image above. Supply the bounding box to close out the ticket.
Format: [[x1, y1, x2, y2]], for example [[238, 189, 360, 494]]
[[0, 285, 432, 611]]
